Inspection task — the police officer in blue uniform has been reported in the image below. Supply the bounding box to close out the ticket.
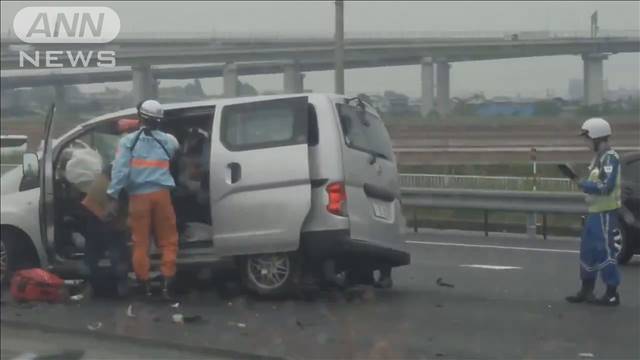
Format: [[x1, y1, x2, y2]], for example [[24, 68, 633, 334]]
[[566, 118, 622, 306]]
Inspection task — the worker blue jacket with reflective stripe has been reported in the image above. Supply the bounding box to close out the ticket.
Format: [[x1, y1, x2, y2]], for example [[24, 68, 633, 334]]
[[107, 129, 179, 198]]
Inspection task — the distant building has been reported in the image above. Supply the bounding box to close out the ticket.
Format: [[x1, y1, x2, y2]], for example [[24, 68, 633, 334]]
[[568, 79, 583, 101], [476, 100, 535, 118]]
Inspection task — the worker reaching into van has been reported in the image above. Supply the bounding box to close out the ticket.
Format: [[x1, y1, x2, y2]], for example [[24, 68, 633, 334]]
[[106, 100, 180, 300]]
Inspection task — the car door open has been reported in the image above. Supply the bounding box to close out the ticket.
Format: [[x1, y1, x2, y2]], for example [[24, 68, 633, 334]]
[[209, 97, 311, 256], [39, 104, 57, 260]]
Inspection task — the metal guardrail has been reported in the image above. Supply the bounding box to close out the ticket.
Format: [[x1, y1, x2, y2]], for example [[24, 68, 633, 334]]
[[399, 173, 579, 192], [400, 187, 587, 238], [401, 187, 586, 213]]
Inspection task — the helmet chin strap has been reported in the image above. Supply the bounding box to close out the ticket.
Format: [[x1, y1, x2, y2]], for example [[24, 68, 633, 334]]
[[592, 137, 608, 153]]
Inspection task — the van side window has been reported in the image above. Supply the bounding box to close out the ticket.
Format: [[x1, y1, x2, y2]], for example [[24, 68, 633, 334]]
[[336, 104, 393, 160], [308, 104, 319, 146], [221, 98, 308, 151]]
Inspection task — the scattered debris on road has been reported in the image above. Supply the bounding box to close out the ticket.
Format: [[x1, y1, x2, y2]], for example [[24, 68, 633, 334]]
[[436, 277, 455, 288], [87, 321, 102, 331], [183, 315, 203, 323], [170, 313, 202, 324], [578, 353, 595, 358], [126, 304, 136, 318], [172, 314, 184, 324], [171, 302, 180, 308], [228, 321, 247, 328], [69, 294, 84, 302]]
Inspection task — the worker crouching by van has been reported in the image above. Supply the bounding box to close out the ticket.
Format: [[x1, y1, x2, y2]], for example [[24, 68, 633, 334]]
[[80, 163, 130, 297], [106, 100, 180, 300]]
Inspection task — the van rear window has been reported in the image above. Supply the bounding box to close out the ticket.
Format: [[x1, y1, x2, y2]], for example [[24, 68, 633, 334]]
[[336, 104, 393, 160]]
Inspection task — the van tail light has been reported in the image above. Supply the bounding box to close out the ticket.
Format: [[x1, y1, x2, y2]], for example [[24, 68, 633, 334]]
[[326, 182, 347, 216]]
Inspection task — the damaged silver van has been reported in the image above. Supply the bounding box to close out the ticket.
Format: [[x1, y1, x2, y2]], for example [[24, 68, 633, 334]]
[[1, 94, 410, 295]]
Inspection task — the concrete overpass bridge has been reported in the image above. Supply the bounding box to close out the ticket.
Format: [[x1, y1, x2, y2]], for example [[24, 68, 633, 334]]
[[2, 34, 639, 115]]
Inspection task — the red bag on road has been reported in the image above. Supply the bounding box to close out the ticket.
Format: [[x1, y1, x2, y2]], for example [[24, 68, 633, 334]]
[[10, 268, 65, 303]]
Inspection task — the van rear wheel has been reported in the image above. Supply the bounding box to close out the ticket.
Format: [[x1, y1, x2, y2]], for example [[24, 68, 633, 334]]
[[616, 225, 634, 265], [241, 252, 301, 296]]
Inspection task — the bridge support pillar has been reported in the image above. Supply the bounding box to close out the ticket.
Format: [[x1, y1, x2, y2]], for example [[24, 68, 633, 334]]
[[132, 64, 157, 104], [420, 57, 435, 117], [223, 62, 239, 98], [436, 61, 451, 115], [283, 63, 304, 93], [582, 53, 608, 107]]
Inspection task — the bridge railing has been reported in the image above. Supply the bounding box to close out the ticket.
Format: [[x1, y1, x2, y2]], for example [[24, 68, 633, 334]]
[[399, 173, 579, 192], [2, 29, 637, 43]]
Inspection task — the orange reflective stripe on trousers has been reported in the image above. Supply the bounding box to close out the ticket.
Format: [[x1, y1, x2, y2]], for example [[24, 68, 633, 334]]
[[128, 190, 178, 280]]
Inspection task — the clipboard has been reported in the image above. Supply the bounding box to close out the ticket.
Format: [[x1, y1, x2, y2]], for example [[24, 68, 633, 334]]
[[557, 164, 578, 181]]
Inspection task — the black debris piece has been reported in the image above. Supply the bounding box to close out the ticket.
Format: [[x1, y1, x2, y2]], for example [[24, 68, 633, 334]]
[[436, 278, 455, 288]]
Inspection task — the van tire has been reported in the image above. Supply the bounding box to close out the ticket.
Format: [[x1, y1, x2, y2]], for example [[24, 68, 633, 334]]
[[1, 228, 39, 288], [616, 225, 634, 265], [240, 252, 301, 297]]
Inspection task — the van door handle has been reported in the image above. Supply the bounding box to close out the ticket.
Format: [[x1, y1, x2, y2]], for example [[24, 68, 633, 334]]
[[368, 154, 377, 165], [226, 162, 241, 184]]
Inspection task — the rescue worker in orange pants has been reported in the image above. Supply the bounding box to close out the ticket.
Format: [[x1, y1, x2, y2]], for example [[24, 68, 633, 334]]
[[106, 100, 180, 299]]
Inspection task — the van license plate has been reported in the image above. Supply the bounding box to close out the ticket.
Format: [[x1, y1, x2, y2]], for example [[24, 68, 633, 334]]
[[372, 202, 389, 219]]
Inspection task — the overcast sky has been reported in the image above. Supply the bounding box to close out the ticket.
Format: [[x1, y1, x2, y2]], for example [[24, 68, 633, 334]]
[[2, 1, 639, 97]]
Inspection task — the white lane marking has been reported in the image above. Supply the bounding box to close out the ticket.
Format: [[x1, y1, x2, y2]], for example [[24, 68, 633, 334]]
[[460, 264, 522, 270], [405, 240, 579, 254]]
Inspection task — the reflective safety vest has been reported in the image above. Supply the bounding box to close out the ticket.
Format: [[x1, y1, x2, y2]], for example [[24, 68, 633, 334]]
[[107, 128, 179, 198], [585, 149, 622, 213]]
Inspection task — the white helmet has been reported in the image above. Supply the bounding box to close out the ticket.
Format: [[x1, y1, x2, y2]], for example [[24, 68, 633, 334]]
[[138, 99, 164, 125], [580, 117, 611, 140]]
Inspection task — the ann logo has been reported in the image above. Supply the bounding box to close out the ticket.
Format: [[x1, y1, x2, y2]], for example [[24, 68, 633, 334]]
[[14, 7, 120, 44]]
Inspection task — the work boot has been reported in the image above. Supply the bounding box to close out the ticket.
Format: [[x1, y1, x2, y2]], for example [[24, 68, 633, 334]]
[[592, 286, 620, 306], [162, 277, 175, 301], [565, 279, 596, 303]]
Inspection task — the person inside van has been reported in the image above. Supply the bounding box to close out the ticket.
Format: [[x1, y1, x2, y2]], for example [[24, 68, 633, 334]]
[[172, 128, 211, 233]]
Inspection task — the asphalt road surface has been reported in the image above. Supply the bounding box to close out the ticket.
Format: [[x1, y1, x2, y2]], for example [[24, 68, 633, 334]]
[[1, 230, 638, 359]]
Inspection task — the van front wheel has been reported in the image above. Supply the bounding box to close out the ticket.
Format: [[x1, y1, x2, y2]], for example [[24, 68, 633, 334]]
[[241, 252, 301, 296]]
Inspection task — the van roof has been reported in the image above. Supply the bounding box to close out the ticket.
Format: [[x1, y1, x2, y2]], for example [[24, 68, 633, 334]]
[[81, 93, 349, 128]]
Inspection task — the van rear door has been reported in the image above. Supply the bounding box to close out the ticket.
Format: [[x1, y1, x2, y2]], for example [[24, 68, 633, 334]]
[[209, 97, 311, 256], [336, 102, 401, 248]]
